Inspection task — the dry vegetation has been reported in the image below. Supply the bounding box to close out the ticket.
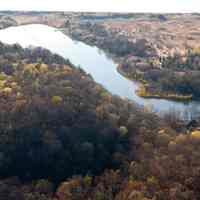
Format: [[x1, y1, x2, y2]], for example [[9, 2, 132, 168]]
[[1, 13, 200, 200], [0, 42, 199, 200]]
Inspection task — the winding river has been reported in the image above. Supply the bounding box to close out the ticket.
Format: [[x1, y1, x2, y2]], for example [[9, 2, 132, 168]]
[[0, 24, 199, 118]]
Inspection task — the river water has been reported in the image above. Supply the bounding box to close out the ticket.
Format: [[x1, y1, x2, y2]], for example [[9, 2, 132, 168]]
[[0, 24, 199, 118]]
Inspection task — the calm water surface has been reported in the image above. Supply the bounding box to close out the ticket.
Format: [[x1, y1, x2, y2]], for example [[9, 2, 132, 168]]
[[0, 24, 199, 118]]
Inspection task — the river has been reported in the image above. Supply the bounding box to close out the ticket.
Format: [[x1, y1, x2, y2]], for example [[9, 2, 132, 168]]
[[0, 24, 199, 119]]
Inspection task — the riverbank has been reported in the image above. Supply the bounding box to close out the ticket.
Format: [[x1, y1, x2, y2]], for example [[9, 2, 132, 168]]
[[136, 84, 193, 101], [2, 12, 200, 102], [62, 16, 200, 102], [1, 23, 200, 119], [70, 29, 196, 102], [117, 64, 194, 101]]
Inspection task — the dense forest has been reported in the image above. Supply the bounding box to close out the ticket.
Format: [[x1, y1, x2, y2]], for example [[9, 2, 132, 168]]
[[121, 49, 200, 100], [70, 22, 155, 58], [1, 42, 200, 200]]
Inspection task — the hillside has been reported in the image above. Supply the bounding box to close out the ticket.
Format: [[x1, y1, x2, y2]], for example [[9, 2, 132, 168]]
[[0, 42, 155, 199], [0, 42, 200, 199], [0, 42, 136, 182]]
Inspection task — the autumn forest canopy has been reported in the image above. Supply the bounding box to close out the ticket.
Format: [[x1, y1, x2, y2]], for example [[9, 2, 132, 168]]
[[0, 41, 199, 200], [1, 9, 200, 200]]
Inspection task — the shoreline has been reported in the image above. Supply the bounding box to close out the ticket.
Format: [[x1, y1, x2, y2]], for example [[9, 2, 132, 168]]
[[69, 30, 196, 103], [117, 64, 193, 101], [1, 22, 197, 103], [136, 84, 193, 102], [65, 26, 197, 103]]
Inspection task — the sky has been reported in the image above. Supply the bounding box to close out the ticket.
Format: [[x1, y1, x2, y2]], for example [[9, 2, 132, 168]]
[[0, 0, 199, 13]]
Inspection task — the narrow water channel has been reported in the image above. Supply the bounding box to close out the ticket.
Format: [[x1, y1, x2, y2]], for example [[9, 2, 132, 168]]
[[0, 24, 199, 118]]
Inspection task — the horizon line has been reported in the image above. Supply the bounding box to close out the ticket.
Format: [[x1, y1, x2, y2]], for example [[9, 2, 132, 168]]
[[0, 10, 200, 14]]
